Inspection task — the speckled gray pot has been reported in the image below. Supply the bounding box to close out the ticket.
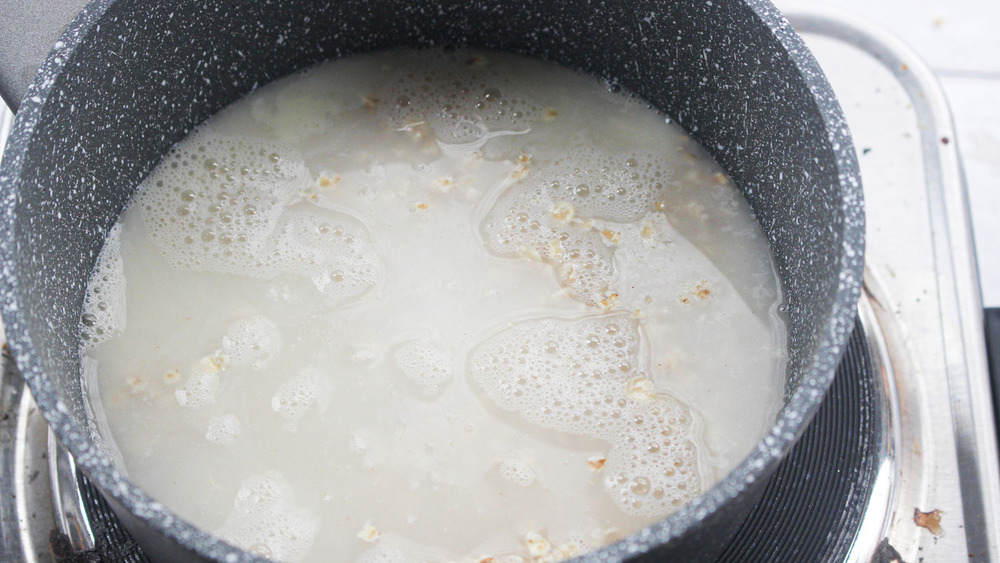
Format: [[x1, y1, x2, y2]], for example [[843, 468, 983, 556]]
[[0, 0, 862, 561]]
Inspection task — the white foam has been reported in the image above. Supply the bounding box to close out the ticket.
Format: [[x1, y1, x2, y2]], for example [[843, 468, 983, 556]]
[[222, 316, 282, 370], [135, 131, 380, 304], [471, 315, 701, 515], [206, 414, 241, 445], [271, 369, 329, 431], [392, 338, 453, 392], [273, 207, 379, 306], [480, 189, 613, 306], [174, 355, 225, 409], [137, 132, 305, 272], [526, 148, 663, 223], [479, 148, 669, 307], [215, 471, 319, 563]]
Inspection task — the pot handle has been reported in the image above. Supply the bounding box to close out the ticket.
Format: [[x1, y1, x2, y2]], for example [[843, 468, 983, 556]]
[[0, 0, 87, 112]]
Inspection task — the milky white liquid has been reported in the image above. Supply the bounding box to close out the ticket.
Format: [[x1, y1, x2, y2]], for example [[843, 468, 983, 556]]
[[81, 48, 786, 563]]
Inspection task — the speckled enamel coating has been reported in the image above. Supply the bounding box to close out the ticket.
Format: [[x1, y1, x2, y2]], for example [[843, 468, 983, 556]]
[[0, 0, 863, 561]]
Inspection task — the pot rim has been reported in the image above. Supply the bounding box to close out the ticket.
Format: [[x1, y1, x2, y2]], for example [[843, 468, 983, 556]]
[[0, 0, 864, 560]]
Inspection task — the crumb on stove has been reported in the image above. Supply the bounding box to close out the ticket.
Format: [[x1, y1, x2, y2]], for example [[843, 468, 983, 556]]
[[588, 457, 607, 471], [543, 108, 559, 121], [914, 508, 944, 536]]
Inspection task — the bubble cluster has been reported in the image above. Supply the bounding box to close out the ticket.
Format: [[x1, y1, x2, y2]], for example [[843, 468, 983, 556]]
[[602, 401, 699, 515], [471, 315, 700, 516], [481, 190, 613, 306], [215, 471, 319, 563], [271, 369, 328, 431], [274, 208, 379, 306], [136, 130, 378, 304], [499, 458, 537, 487], [378, 50, 542, 145], [480, 149, 668, 306], [391, 338, 453, 393], [222, 316, 282, 371], [174, 355, 226, 408], [138, 132, 303, 269], [175, 320, 277, 410], [530, 149, 664, 223], [80, 224, 126, 350], [206, 413, 241, 445]]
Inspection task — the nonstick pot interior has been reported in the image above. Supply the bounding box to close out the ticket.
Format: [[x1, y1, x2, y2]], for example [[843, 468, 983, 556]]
[[0, 0, 862, 560]]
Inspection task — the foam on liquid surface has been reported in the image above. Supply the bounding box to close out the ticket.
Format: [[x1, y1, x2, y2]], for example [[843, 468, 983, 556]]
[[82, 48, 786, 562]]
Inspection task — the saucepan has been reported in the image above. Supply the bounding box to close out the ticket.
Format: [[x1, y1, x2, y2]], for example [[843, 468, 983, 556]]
[[0, 0, 863, 560]]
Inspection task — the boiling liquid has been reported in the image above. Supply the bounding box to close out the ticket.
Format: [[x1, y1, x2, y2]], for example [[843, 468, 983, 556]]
[[81, 48, 786, 562]]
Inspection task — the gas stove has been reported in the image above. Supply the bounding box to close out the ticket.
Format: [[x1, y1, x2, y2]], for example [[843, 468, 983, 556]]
[[1, 10, 998, 563]]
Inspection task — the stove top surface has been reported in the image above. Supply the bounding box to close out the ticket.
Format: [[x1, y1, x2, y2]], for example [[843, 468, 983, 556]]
[[790, 11, 1000, 560]]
